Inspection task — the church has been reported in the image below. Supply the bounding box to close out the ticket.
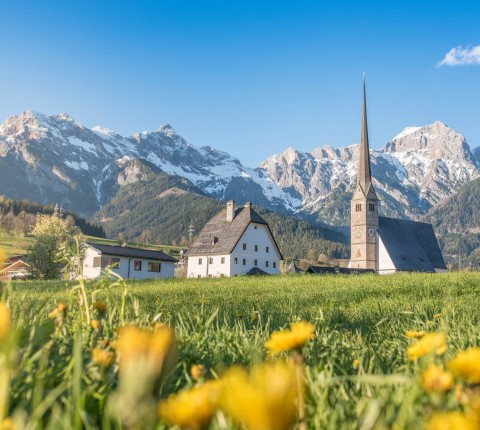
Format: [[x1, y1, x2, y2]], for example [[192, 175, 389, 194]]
[[348, 80, 447, 274]]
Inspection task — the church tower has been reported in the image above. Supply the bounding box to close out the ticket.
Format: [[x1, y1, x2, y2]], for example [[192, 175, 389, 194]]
[[350, 78, 379, 270]]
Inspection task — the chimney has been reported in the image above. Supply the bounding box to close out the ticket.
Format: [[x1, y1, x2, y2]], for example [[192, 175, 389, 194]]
[[226, 200, 235, 222], [244, 201, 251, 208]]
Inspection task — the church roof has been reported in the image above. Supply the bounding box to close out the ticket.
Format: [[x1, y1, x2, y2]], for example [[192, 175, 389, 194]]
[[187, 204, 283, 258], [378, 217, 446, 272]]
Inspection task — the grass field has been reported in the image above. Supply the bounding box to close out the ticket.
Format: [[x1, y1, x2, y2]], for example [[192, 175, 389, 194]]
[[3, 272, 480, 429]]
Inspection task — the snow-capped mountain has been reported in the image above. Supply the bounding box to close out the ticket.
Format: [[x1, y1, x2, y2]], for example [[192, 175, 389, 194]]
[[0, 111, 477, 225]]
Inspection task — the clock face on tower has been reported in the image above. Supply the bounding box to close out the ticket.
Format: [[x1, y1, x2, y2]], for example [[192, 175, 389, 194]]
[[368, 227, 375, 237], [355, 228, 362, 238]]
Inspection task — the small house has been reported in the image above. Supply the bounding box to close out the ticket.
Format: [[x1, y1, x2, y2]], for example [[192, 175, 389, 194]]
[[82, 243, 177, 280], [186, 201, 283, 278]]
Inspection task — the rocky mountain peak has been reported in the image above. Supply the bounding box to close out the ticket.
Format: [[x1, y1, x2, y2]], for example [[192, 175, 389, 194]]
[[158, 123, 177, 137]]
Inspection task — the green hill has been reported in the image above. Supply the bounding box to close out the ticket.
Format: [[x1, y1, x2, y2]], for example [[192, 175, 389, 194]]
[[92, 170, 348, 260]]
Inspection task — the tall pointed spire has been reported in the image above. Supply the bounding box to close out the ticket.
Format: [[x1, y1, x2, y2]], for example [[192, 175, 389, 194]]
[[357, 75, 373, 194]]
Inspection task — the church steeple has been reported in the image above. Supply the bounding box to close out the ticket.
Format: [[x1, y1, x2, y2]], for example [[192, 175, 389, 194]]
[[358, 76, 372, 194], [349, 76, 379, 271]]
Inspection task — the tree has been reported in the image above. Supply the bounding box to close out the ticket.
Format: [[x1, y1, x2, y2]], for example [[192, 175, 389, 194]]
[[27, 213, 82, 279]]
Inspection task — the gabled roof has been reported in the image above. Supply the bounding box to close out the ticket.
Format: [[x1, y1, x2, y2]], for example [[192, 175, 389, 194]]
[[187, 205, 283, 258], [378, 217, 446, 272], [306, 266, 336, 274], [86, 243, 177, 262], [286, 261, 302, 273]]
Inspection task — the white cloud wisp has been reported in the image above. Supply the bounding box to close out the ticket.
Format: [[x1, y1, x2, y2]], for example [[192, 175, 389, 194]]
[[438, 45, 480, 66]]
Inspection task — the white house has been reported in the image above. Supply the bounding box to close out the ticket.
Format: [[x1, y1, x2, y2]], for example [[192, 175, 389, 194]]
[[186, 201, 283, 278], [82, 243, 177, 280]]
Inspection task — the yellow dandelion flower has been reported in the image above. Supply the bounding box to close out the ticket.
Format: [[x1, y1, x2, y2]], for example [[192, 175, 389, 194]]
[[0, 418, 15, 430], [191, 364, 205, 381], [159, 379, 222, 430], [116, 325, 175, 377], [426, 411, 477, 430], [265, 321, 315, 354], [405, 330, 426, 339], [407, 333, 447, 361], [221, 361, 299, 430], [91, 319, 101, 331], [0, 302, 11, 344], [92, 348, 116, 368], [449, 347, 480, 384], [48, 302, 67, 318], [434, 313, 442, 319], [353, 359, 360, 370], [93, 301, 108, 313], [421, 365, 454, 393]]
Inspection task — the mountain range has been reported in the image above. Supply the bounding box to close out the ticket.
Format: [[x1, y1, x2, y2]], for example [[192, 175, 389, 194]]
[[0, 110, 479, 264]]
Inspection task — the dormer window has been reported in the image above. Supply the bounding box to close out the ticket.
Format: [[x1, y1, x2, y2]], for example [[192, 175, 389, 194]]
[[211, 237, 218, 245]]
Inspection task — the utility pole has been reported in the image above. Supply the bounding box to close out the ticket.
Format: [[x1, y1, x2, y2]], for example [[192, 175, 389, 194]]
[[187, 224, 195, 246]]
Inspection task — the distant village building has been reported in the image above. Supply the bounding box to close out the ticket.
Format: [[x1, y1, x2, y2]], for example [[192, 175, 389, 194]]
[[186, 201, 283, 278], [0, 256, 29, 281], [82, 243, 177, 280], [349, 80, 447, 274]]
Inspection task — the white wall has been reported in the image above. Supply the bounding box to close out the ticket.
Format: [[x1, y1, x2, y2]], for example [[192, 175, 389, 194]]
[[230, 223, 281, 276], [376, 235, 397, 275], [82, 247, 175, 280], [187, 254, 231, 278]]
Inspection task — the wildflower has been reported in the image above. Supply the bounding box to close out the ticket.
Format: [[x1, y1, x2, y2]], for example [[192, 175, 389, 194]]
[[116, 325, 175, 377], [191, 364, 205, 381], [159, 379, 222, 430], [48, 302, 67, 319], [405, 330, 426, 339], [265, 321, 315, 354], [421, 365, 454, 393], [93, 348, 116, 368], [426, 411, 477, 430], [0, 302, 11, 344], [407, 333, 447, 361], [221, 361, 299, 430], [353, 359, 360, 370], [449, 347, 480, 384], [0, 418, 15, 430], [93, 301, 108, 314], [91, 319, 101, 331], [434, 313, 442, 319]]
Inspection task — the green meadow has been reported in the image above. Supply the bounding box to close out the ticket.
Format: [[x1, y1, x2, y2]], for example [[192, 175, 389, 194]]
[[3, 272, 480, 429]]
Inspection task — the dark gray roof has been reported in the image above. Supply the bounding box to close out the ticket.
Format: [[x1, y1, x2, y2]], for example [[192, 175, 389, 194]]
[[86, 243, 177, 262], [187, 206, 283, 258], [338, 267, 375, 275], [306, 266, 337, 274], [246, 267, 269, 276], [378, 217, 446, 272]]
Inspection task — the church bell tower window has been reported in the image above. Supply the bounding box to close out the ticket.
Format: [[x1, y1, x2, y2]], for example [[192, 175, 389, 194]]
[[369, 203, 375, 211]]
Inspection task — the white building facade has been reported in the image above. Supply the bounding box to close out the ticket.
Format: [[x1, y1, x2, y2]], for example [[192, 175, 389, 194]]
[[82, 243, 177, 280], [187, 201, 282, 278]]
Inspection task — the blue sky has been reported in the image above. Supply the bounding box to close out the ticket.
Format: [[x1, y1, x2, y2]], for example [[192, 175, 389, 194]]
[[1, 0, 479, 165]]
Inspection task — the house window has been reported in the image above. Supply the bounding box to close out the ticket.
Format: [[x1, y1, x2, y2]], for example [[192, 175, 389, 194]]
[[254, 259, 258, 266], [254, 225, 258, 229], [148, 262, 161, 272], [273, 262, 276, 269], [266, 246, 269, 253], [242, 258, 246, 265], [254, 245, 258, 252], [134, 260, 142, 271], [209, 257, 213, 264], [198, 258, 203, 265], [265, 261, 269, 268], [234, 257, 238, 264], [221, 257, 225, 264], [242, 243, 247, 251], [369, 203, 375, 211], [93, 256, 120, 268]]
